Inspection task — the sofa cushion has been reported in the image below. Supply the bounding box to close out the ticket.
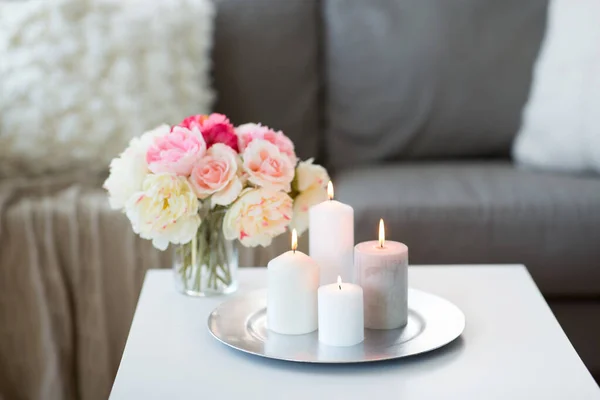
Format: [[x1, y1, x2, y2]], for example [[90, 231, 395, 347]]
[[324, 0, 547, 170], [212, 0, 320, 161], [335, 162, 600, 296]]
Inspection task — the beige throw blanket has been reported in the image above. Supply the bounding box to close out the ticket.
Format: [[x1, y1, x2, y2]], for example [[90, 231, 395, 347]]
[[0, 174, 286, 400]]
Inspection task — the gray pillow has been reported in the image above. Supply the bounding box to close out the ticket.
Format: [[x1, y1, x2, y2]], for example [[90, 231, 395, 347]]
[[324, 0, 547, 170]]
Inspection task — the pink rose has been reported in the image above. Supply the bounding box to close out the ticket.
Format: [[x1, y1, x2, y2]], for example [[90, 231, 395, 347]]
[[179, 114, 205, 131], [146, 126, 206, 176], [242, 139, 295, 192], [188, 143, 243, 206], [236, 123, 297, 165], [179, 113, 238, 152]]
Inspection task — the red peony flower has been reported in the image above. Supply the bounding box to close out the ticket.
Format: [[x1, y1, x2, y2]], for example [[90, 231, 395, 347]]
[[178, 113, 238, 152]]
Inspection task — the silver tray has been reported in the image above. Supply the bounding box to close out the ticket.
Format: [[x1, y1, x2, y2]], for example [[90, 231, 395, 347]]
[[208, 288, 465, 364]]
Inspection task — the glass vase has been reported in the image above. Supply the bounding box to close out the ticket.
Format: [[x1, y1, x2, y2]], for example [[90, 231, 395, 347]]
[[173, 209, 238, 296]]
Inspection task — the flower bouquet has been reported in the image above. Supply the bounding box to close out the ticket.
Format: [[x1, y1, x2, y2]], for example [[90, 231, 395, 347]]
[[105, 113, 329, 296]]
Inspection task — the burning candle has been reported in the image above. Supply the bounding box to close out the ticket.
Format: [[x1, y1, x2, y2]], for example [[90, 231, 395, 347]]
[[309, 181, 355, 284], [318, 276, 364, 347], [354, 219, 409, 329], [267, 229, 320, 335]]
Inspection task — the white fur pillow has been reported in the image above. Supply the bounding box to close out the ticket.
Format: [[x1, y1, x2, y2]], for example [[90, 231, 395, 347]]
[[513, 0, 600, 174], [0, 0, 215, 177]]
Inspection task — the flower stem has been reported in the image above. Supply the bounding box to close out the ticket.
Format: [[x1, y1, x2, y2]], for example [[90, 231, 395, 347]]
[[176, 207, 234, 294]]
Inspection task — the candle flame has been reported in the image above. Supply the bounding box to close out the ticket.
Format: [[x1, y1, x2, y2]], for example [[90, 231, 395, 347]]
[[337, 275, 342, 290], [327, 181, 334, 201], [379, 218, 385, 248], [291, 229, 298, 252]]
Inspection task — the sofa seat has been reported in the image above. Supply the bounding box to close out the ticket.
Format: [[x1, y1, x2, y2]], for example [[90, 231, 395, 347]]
[[335, 161, 600, 297], [550, 300, 600, 375]]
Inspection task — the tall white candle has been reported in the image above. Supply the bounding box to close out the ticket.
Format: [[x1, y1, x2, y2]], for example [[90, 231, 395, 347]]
[[267, 229, 319, 335], [309, 181, 354, 285], [318, 276, 364, 347], [355, 219, 409, 330]]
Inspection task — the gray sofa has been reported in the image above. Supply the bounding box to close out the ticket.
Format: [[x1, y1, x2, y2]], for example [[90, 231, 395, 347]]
[[216, 0, 600, 374], [1, 1, 599, 399]]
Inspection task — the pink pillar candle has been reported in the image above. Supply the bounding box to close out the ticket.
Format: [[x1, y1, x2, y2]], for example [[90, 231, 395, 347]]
[[354, 230, 408, 329]]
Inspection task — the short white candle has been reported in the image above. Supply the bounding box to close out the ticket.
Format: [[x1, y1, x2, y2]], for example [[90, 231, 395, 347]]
[[318, 276, 364, 347], [309, 181, 355, 285], [355, 219, 409, 330], [267, 229, 319, 335]]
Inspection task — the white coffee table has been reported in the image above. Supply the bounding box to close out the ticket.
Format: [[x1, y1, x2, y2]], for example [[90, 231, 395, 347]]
[[110, 265, 600, 399]]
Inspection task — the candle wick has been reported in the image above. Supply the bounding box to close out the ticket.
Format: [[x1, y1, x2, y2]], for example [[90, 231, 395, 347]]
[[293, 249, 295, 254], [338, 284, 341, 290]]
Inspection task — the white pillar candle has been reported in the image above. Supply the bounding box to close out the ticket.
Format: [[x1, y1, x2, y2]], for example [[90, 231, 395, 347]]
[[309, 181, 355, 285], [267, 229, 319, 335], [354, 219, 409, 330], [318, 276, 364, 347]]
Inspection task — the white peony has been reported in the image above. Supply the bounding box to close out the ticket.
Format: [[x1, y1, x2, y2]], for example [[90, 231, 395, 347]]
[[223, 188, 293, 247], [104, 124, 170, 210], [295, 158, 329, 192], [290, 184, 328, 235], [125, 173, 201, 251]]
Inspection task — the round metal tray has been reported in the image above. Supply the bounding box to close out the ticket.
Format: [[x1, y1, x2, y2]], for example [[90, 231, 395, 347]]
[[208, 288, 465, 364]]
